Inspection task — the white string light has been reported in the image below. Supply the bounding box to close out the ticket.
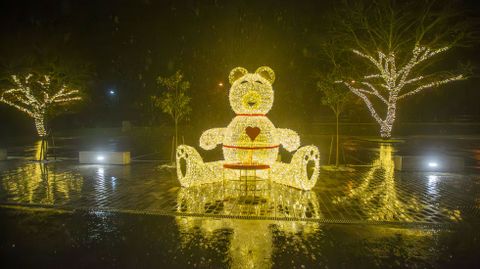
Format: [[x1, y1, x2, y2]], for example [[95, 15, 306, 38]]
[[340, 45, 463, 138], [0, 74, 82, 137]]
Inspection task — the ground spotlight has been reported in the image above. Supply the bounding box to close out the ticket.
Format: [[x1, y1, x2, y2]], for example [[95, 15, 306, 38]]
[[79, 151, 131, 165], [427, 161, 438, 168]]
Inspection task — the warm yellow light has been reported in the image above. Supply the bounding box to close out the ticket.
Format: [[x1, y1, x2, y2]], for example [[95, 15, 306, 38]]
[[1, 162, 83, 204], [334, 144, 421, 221], [0, 74, 82, 137], [176, 66, 320, 190], [175, 181, 321, 268]]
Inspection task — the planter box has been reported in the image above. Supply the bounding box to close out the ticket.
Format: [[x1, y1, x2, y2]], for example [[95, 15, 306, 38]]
[[394, 155, 464, 172], [79, 151, 131, 165]]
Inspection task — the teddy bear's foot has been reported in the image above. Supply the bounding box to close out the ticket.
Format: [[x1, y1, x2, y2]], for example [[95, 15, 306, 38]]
[[271, 145, 320, 190], [176, 145, 223, 187]]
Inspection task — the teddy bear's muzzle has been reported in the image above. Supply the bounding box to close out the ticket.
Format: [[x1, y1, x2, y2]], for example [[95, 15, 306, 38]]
[[242, 90, 261, 110]]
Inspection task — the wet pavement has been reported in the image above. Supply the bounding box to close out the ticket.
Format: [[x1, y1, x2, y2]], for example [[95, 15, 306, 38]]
[[2, 208, 478, 268], [0, 144, 479, 225], [1, 138, 480, 268]]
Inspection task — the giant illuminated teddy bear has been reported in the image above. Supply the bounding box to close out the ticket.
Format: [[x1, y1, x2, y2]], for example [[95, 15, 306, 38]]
[[176, 66, 319, 190]]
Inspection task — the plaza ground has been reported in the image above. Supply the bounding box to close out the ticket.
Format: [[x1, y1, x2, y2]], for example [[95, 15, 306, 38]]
[[0, 135, 479, 268]]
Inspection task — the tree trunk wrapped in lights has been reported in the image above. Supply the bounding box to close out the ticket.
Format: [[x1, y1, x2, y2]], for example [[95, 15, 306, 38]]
[[326, 0, 475, 139], [34, 114, 47, 137], [339, 46, 463, 138], [0, 74, 82, 137]]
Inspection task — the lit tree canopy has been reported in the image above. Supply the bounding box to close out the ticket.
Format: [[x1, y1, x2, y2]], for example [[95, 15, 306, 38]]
[[339, 45, 464, 137], [0, 74, 82, 137], [330, 0, 476, 138]]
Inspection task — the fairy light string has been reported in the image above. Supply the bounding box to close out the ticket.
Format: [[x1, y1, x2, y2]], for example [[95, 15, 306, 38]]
[[0, 74, 82, 137], [338, 45, 463, 138]]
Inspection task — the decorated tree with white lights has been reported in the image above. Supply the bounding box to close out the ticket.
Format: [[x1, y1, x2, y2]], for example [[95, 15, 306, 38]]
[[339, 46, 463, 138], [0, 74, 82, 137], [332, 0, 475, 138]]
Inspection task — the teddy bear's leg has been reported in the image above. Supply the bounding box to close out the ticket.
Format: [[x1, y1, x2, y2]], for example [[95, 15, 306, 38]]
[[270, 145, 320, 190], [176, 145, 223, 187]]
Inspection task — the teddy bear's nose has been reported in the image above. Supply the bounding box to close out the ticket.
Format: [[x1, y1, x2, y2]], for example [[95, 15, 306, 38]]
[[248, 101, 256, 107]]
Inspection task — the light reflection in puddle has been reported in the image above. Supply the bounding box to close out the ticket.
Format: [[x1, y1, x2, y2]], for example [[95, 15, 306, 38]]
[[176, 179, 321, 219], [1, 162, 83, 205], [334, 144, 464, 222], [334, 144, 422, 221], [427, 174, 439, 197], [175, 180, 321, 268], [176, 217, 321, 269]]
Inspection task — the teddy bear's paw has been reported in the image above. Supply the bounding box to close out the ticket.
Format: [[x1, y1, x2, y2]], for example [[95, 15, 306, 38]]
[[200, 129, 223, 150], [176, 145, 204, 187], [291, 145, 320, 190]]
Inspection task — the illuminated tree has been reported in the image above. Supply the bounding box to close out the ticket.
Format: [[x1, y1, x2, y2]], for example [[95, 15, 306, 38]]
[[0, 74, 82, 137], [332, 0, 474, 138], [339, 46, 463, 138], [153, 70, 191, 158]]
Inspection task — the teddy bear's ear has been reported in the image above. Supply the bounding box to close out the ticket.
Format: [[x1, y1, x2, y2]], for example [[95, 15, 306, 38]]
[[229, 67, 248, 84], [255, 66, 275, 84]]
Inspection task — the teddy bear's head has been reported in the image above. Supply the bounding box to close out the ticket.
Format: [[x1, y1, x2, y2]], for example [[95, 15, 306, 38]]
[[228, 66, 275, 115]]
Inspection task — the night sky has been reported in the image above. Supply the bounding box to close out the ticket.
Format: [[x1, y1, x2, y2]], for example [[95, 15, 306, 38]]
[[0, 0, 479, 137]]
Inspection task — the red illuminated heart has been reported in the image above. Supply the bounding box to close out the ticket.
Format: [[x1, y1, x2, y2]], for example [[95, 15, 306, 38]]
[[245, 126, 261, 141]]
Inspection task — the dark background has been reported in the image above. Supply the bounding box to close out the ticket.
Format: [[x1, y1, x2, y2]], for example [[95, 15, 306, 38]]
[[0, 0, 479, 138]]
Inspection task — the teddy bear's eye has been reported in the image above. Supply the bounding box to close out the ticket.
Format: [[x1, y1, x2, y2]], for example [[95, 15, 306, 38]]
[[241, 80, 248, 84], [255, 80, 263, 84]]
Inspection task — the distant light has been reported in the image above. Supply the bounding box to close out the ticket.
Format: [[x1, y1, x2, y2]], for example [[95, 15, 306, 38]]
[[109, 90, 115, 95], [97, 155, 105, 161], [428, 162, 438, 168], [218, 82, 224, 87], [351, 80, 355, 84]]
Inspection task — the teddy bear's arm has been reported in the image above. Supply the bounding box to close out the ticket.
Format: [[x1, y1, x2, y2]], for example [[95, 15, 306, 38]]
[[199, 128, 226, 150], [276, 128, 300, 152]]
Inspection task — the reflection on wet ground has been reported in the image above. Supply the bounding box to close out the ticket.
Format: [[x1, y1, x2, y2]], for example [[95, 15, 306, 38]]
[[1, 208, 479, 268], [0, 144, 479, 225], [1, 141, 480, 267]]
